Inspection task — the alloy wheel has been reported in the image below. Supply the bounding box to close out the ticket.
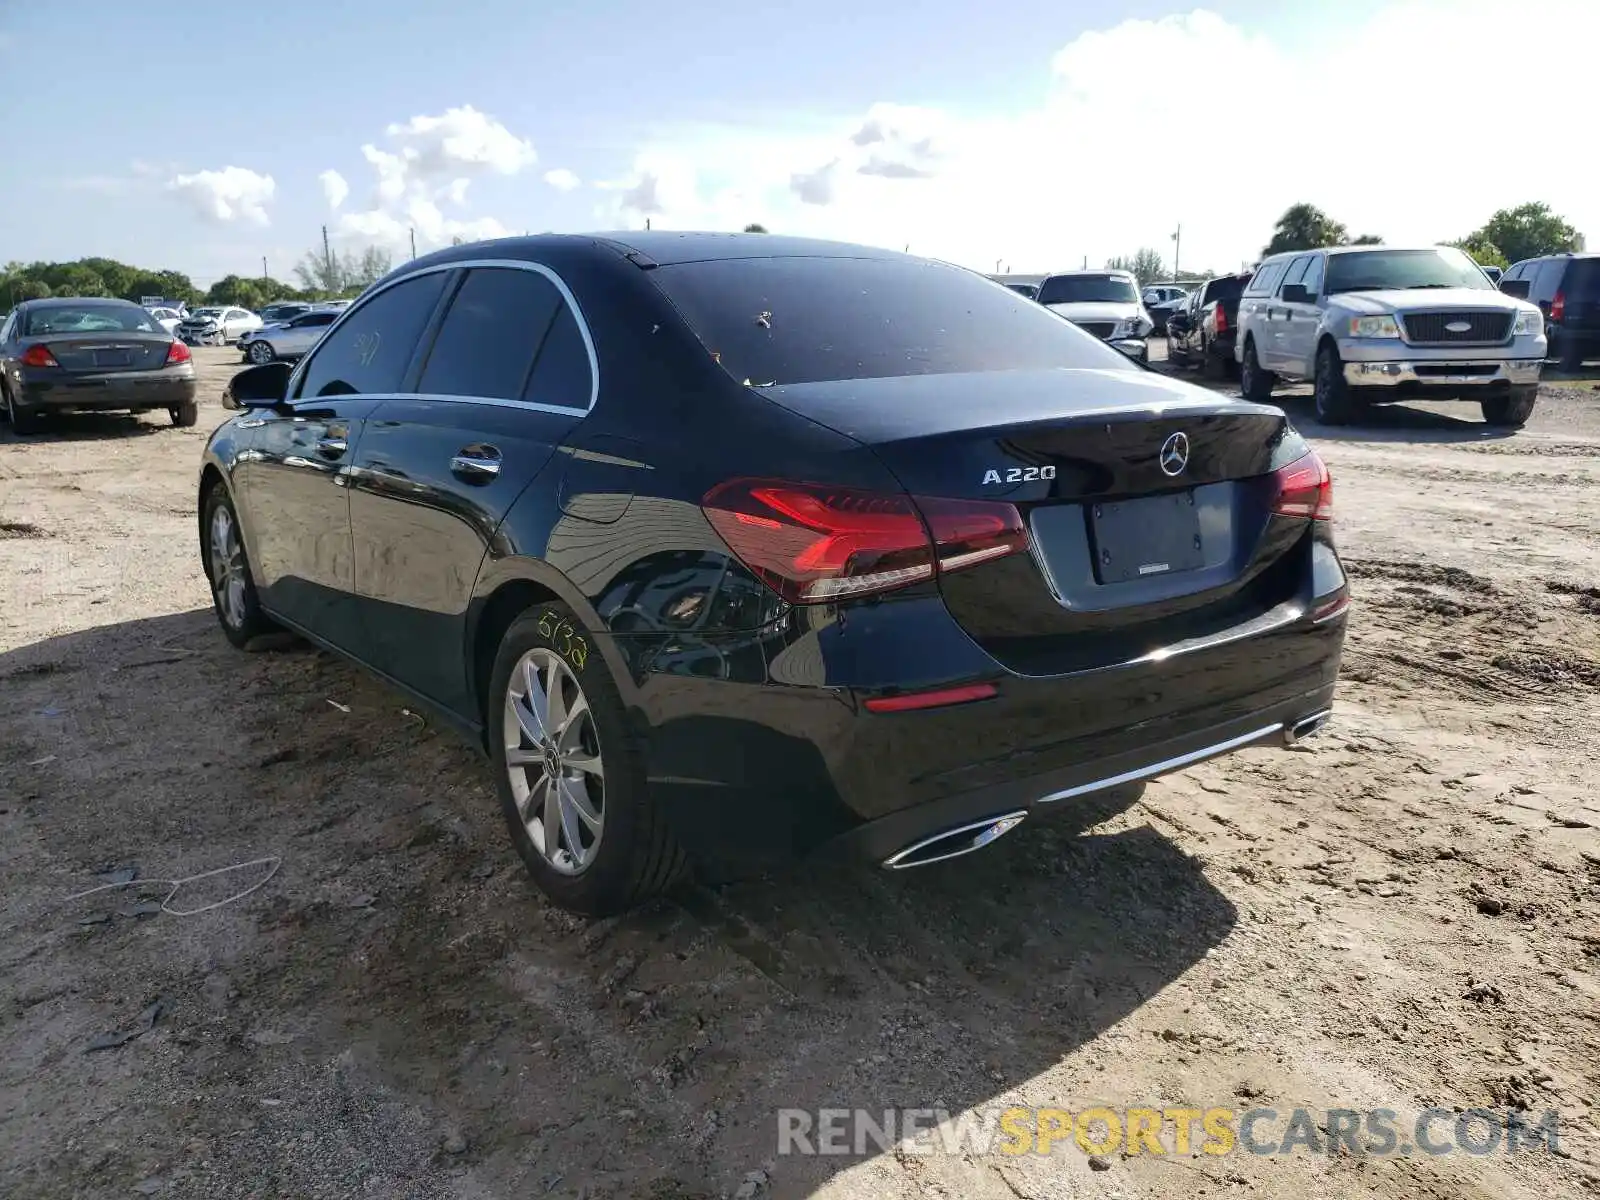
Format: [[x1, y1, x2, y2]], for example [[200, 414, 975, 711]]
[[208, 505, 247, 630], [249, 341, 275, 365], [503, 647, 605, 874]]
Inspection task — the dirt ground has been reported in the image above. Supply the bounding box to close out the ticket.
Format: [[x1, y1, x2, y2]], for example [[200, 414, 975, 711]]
[[2, 344, 1598, 1200]]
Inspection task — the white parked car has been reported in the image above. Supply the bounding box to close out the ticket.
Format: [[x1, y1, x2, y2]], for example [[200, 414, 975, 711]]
[[145, 306, 184, 335], [177, 306, 262, 346]]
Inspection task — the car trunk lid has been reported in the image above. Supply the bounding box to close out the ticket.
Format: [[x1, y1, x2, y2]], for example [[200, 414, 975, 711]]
[[755, 367, 1312, 675], [34, 333, 176, 373]]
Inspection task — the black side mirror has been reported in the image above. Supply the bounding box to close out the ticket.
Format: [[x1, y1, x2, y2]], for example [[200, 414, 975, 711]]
[[1499, 279, 1530, 299], [1279, 283, 1310, 304], [222, 361, 292, 411]]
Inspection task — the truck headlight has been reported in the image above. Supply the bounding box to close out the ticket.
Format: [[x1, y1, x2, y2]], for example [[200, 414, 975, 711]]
[[1513, 308, 1543, 336], [1114, 316, 1150, 339], [1348, 315, 1400, 339]]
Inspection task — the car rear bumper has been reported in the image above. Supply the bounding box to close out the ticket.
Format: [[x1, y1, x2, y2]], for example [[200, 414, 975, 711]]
[[631, 554, 1349, 876], [19, 369, 197, 412], [1342, 358, 1543, 389]]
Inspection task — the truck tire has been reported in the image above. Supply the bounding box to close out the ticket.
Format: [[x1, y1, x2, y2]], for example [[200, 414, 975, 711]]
[[1240, 338, 1275, 401], [1313, 340, 1363, 426], [1481, 387, 1537, 428]]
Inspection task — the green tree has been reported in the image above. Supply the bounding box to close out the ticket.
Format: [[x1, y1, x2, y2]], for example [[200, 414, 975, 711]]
[[292, 244, 393, 297], [1105, 249, 1167, 286], [743, 223, 769, 233], [1446, 237, 1509, 270], [1464, 202, 1581, 265], [1351, 234, 1384, 245], [1263, 204, 1348, 256]]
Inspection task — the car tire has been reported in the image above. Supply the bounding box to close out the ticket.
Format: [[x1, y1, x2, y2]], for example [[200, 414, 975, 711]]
[[1313, 340, 1363, 426], [248, 340, 277, 366], [488, 604, 687, 916], [2, 383, 42, 435], [1481, 386, 1537, 428], [201, 484, 276, 649], [1556, 336, 1583, 374], [170, 400, 199, 427], [1240, 337, 1275, 401]]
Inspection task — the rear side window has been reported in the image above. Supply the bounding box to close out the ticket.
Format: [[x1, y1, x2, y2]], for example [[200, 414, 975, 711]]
[[418, 267, 563, 401], [522, 304, 594, 410], [1247, 261, 1288, 295], [648, 256, 1138, 387], [296, 272, 446, 398]]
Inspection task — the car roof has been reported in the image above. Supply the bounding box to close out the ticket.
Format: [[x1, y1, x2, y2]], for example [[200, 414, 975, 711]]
[[25, 295, 145, 309], [399, 231, 911, 277]]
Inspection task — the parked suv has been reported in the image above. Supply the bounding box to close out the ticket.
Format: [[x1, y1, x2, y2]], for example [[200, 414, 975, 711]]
[[1035, 270, 1152, 363], [1166, 272, 1250, 380], [1500, 253, 1600, 372], [1235, 246, 1546, 427]]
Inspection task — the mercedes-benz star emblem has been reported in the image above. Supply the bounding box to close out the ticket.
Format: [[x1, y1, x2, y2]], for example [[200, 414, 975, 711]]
[[1159, 431, 1190, 477]]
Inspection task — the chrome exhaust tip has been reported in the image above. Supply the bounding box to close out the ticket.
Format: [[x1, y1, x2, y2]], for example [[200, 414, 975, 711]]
[[1285, 709, 1332, 744], [882, 811, 1028, 870]]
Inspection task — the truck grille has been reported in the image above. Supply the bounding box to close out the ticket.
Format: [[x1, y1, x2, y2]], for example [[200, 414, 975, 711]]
[[1400, 311, 1512, 345], [1073, 321, 1116, 339]]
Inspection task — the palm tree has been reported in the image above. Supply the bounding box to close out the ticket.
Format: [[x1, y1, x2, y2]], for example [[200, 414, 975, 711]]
[[1263, 204, 1348, 256]]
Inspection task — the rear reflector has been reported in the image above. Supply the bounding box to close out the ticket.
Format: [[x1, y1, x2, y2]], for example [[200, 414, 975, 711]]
[[20, 345, 58, 368], [863, 682, 998, 713], [1269, 449, 1332, 520], [701, 478, 1027, 604], [166, 340, 192, 365]]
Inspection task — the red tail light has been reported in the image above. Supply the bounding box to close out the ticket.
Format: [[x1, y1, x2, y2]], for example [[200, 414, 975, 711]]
[[166, 340, 192, 365], [1269, 449, 1332, 520], [1551, 291, 1565, 323], [1213, 304, 1229, 335], [701, 479, 1028, 603], [20, 345, 58, 368]]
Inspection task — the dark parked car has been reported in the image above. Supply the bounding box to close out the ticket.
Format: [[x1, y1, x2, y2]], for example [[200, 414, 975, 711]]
[[1003, 281, 1039, 301], [199, 233, 1349, 915], [1166, 272, 1252, 380], [1500, 253, 1600, 371], [1146, 292, 1190, 336], [1, 297, 198, 434]]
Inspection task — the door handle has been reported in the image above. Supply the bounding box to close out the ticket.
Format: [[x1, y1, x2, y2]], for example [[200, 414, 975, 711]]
[[316, 436, 348, 459], [450, 447, 502, 483]]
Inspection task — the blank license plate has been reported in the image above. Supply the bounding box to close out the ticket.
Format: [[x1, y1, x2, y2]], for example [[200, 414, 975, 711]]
[[1090, 491, 1204, 585], [93, 349, 133, 368]]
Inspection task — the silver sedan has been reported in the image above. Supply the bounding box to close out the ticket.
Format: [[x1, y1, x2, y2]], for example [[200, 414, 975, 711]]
[[239, 309, 340, 364]]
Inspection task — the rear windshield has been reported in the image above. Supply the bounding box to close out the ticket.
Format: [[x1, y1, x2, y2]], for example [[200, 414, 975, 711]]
[[1203, 276, 1246, 305], [1564, 258, 1600, 299], [23, 304, 161, 335], [648, 256, 1139, 387], [1324, 248, 1493, 294], [1036, 274, 1140, 305]]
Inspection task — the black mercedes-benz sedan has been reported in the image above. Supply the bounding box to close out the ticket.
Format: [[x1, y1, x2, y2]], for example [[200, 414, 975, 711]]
[[197, 232, 1349, 915], [2, 297, 200, 433]]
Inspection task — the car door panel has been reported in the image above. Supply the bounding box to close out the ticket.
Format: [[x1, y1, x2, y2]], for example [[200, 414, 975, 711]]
[[1281, 254, 1323, 375], [234, 398, 382, 649], [350, 398, 582, 713]]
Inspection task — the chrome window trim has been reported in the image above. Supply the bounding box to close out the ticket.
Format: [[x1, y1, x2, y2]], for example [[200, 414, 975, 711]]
[[285, 257, 600, 414]]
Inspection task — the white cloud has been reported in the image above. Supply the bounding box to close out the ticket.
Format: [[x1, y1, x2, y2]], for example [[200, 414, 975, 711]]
[[594, 1, 1600, 272], [327, 106, 535, 251], [166, 166, 276, 225], [544, 167, 581, 192], [319, 169, 349, 209]]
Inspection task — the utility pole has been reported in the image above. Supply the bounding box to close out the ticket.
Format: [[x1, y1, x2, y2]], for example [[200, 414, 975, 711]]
[[1171, 223, 1182, 282], [645, 217, 651, 231], [1082, 255, 1087, 269], [409, 228, 417, 260], [261, 256, 268, 281], [322, 225, 333, 288]]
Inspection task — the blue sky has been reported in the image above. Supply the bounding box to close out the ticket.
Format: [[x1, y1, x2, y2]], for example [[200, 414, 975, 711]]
[[2, 0, 1592, 288]]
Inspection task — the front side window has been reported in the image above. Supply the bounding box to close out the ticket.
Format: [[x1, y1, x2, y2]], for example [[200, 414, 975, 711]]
[[1301, 255, 1325, 296], [417, 267, 563, 401], [1323, 247, 1494, 294], [295, 272, 446, 398]]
